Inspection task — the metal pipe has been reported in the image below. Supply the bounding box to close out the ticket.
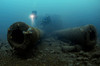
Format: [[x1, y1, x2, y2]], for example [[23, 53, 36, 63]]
[[7, 22, 42, 53], [52, 24, 97, 51]]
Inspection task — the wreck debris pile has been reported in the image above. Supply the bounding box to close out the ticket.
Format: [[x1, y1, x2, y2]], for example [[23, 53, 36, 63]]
[[7, 22, 97, 56]]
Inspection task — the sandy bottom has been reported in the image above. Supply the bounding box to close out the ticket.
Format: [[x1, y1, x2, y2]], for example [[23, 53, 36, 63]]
[[0, 38, 100, 66]]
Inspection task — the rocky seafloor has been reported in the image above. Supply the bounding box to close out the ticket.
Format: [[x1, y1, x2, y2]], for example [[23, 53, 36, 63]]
[[0, 38, 100, 66]]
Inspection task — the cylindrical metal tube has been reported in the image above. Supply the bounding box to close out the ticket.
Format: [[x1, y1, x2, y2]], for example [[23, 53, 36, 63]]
[[7, 22, 42, 53], [53, 24, 97, 51]]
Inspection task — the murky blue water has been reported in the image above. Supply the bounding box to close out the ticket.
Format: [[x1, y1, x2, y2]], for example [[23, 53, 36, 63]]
[[0, 0, 100, 40]]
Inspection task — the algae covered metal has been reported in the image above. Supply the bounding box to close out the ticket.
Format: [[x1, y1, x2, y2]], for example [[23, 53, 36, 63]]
[[7, 22, 42, 53], [53, 24, 97, 51]]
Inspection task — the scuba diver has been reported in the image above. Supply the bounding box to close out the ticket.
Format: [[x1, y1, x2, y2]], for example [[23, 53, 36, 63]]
[[30, 11, 37, 27], [32, 11, 37, 19], [40, 15, 51, 29], [40, 15, 53, 37]]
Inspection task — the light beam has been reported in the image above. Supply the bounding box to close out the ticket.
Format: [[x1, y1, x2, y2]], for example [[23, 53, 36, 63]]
[[29, 14, 35, 26]]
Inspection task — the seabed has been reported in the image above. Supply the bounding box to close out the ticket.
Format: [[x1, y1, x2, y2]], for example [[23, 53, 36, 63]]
[[0, 37, 100, 66]]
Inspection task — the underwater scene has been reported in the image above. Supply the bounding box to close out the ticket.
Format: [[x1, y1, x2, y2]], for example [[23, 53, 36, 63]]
[[0, 0, 100, 66]]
